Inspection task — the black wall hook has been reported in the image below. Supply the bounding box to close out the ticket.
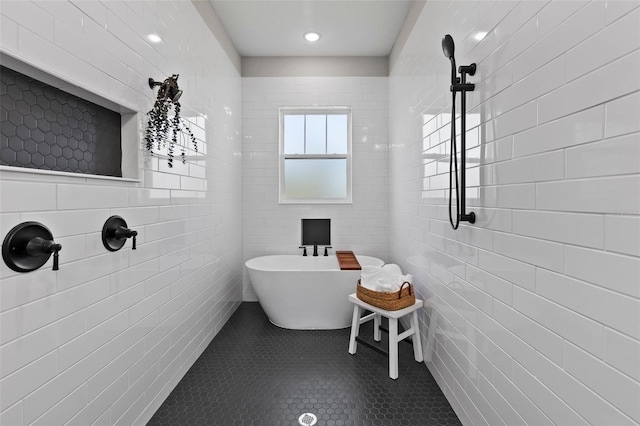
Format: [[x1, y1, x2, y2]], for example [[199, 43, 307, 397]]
[[102, 216, 137, 251], [2, 222, 62, 272]]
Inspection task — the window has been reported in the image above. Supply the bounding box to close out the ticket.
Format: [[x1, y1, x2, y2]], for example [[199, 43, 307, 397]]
[[279, 107, 352, 203]]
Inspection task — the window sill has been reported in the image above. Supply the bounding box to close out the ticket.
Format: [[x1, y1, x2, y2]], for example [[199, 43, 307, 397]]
[[279, 199, 353, 205]]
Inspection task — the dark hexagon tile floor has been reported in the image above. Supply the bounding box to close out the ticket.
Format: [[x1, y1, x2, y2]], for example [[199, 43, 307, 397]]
[[147, 302, 461, 426]]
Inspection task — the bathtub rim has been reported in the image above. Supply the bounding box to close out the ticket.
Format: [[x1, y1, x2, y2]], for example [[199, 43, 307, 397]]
[[244, 254, 384, 272]]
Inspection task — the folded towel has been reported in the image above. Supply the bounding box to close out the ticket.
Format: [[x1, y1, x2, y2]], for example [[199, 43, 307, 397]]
[[360, 266, 388, 291], [382, 263, 402, 278], [360, 264, 408, 293]]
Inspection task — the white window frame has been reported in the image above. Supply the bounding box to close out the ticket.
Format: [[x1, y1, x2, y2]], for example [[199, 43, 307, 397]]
[[279, 107, 352, 204]]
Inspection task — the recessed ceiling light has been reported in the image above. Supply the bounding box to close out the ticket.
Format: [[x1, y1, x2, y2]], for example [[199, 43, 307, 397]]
[[474, 31, 488, 41], [304, 32, 320, 42], [147, 34, 162, 43]]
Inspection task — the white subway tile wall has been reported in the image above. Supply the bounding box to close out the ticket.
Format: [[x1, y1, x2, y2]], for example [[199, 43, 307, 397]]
[[0, 2, 242, 426], [242, 77, 388, 300], [1, 0, 639, 424], [389, 1, 640, 425]]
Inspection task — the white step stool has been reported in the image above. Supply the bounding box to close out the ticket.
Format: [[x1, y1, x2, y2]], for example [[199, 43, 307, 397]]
[[347, 293, 424, 379]]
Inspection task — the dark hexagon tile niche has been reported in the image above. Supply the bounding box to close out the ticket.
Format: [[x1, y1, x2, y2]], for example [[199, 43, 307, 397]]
[[0, 65, 122, 177], [147, 303, 461, 426]]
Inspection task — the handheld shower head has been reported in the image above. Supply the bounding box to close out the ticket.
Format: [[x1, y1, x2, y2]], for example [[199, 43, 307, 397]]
[[442, 34, 457, 86], [442, 34, 455, 60], [441, 33, 477, 229]]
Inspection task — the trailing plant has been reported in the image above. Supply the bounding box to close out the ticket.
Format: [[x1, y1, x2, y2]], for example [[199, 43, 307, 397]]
[[144, 74, 198, 167]]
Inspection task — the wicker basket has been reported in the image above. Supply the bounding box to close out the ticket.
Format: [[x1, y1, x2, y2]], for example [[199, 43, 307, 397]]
[[356, 280, 416, 311]]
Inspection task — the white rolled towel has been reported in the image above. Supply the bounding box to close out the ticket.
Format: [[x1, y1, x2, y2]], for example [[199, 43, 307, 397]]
[[375, 280, 397, 292], [397, 273, 413, 287], [377, 264, 402, 292], [360, 264, 406, 293], [360, 265, 386, 291], [382, 263, 402, 278]]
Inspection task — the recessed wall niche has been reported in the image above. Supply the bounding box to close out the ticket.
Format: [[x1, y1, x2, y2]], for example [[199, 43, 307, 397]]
[[0, 55, 138, 179]]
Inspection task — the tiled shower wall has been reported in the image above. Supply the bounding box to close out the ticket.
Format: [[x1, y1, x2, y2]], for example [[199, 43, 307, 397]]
[[0, 1, 242, 425], [389, 1, 639, 425], [242, 76, 388, 300]]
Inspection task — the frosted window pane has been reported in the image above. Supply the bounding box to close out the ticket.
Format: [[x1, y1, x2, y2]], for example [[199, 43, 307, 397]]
[[284, 159, 347, 199], [283, 115, 304, 154], [305, 115, 326, 154], [327, 115, 347, 154]]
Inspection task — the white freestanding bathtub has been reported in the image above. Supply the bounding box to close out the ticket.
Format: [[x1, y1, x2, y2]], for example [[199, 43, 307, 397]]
[[245, 254, 384, 329]]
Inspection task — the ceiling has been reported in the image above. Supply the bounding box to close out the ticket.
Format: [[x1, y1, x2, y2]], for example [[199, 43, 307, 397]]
[[208, 0, 413, 57]]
